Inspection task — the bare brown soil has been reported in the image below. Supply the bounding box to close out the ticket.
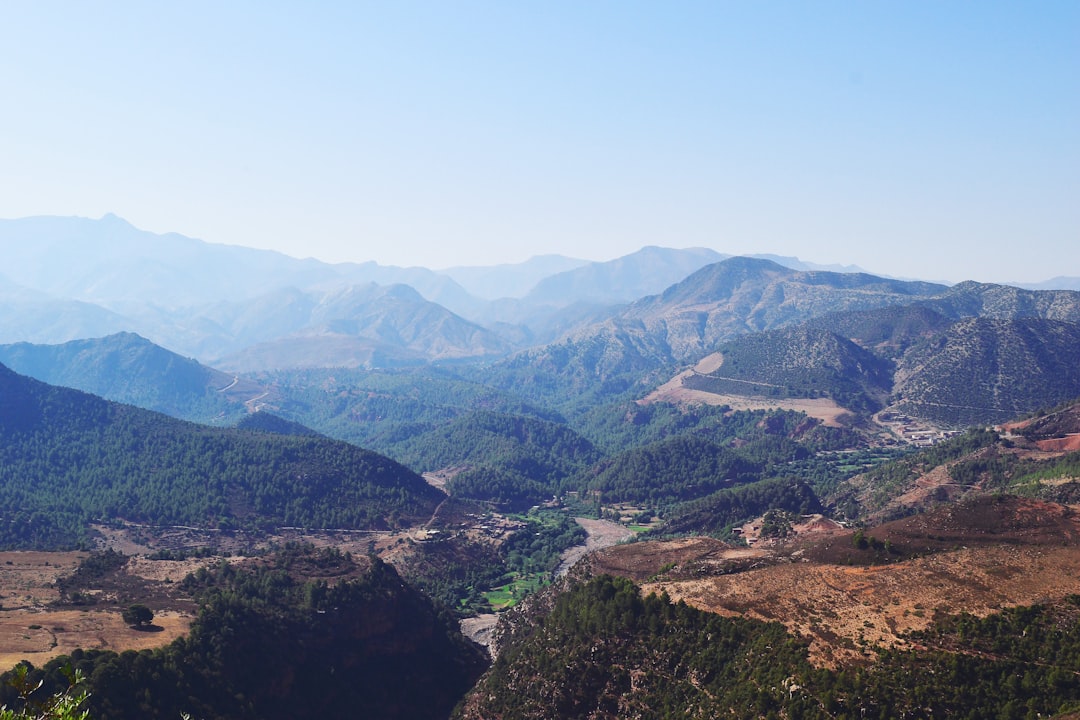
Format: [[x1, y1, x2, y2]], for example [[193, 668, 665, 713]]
[[422, 466, 470, 492], [1001, 402, 1080, 439], [0, 551, 86, 610], [643, 544, 1080, 667], [588, 537, 746, 581], [691, 352, 725, 374], [0, 609, 191, 671], [0, 540, 387, 672], [583, 497, 1080, 668], [460, 614, 499, 654], [93, 523, 282, 557], [0, 550, 197, 671], [1036, 434, 1080, 452], [739, 514, 848, 548], [881, 462, 966, 519], [640, 355, 853, 427]]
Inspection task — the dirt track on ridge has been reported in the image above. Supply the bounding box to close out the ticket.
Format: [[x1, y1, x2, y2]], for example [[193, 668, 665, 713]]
[[640, 353, 851, 427]]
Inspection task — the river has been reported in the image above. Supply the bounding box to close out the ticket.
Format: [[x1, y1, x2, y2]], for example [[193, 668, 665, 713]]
[[462, 517, 634, 653]]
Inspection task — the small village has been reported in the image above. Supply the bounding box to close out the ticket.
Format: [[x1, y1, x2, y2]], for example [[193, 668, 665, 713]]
[[876, 410, 964, 447]]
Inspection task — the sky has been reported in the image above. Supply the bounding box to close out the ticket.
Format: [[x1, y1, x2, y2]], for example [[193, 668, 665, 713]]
[[1, 2, 1077, 283]]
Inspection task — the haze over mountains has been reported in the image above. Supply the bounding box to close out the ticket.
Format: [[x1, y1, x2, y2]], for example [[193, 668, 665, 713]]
[[0, 216, 743, 362], [4, 213, 1080, 433], [0, 214, 1069, 364], [4, 214, 1080, 718]]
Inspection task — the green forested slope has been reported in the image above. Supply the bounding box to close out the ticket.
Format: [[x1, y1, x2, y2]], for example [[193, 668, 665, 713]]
[[257, 365, 565, 450], [657, 476, 824, 536], [234, 410, 322, 437], [387, 410, 599, 475], [575, 435, 763, 506], [0, 364, 442, 548], [457, 575, 1080, 719], [386, 410, 601, 509], [0, 333, 250, 424]]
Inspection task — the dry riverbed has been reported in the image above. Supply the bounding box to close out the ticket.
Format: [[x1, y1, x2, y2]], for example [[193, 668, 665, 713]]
[[462, 518, 634, 654]]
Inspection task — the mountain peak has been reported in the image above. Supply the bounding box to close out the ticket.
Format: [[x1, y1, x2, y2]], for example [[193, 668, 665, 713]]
[[98, 212, 132, 226]]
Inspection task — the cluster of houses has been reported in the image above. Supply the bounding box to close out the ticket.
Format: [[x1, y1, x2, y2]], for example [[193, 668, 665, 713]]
[[415, 513, 525, 543], [877, 411, 963, 446]]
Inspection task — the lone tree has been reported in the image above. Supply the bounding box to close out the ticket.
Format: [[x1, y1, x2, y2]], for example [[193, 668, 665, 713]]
[[121, 603, 154, 628]]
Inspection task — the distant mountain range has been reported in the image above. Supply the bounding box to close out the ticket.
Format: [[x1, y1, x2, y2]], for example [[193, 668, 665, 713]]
[[208, 282, 512, 371], [0, 215, 889, 371], [0, 214, 476, 311], [486, 258, 950, 401], [670, 286, 1080, 427], [3, 214, 1079, 431], [440, 254, 590, 299], [522, 246, 729, 308]]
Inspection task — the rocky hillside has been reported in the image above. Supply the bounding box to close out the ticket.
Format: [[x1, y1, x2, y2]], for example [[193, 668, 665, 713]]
[[483, 257, 947, 408], [613, 257, 946, 361], [654, 296, 1080, 428], [924, 280, 1080, 322], [683, 325, 893, 414], [892, 317, 1080, 426], [458, 496, 1080, 718], [830, 403, 1080, 523]]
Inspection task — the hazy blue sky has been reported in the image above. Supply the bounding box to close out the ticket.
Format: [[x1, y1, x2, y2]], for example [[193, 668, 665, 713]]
[[2, 2, 1076, 282]]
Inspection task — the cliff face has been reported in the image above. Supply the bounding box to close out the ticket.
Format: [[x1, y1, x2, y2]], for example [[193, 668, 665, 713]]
[[188, 559, 489, 720]]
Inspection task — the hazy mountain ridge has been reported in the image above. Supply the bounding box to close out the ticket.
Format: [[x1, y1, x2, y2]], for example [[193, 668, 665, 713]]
[[0, 332, 257, 424], [0, 217, 746, 368], [0, 272, 134, 345], [5, 214, 1080, 431], [440, 254, 589, 299], [523, 246, 729, 308], [7, 238, 1079, 434], [0, 215, 497, 364], [4, 214, 1031, 377], [0, 214, 477, 311], [213, 282, 512, 371], [615, 258, 948, 361], [489, 258, 951, 408]]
